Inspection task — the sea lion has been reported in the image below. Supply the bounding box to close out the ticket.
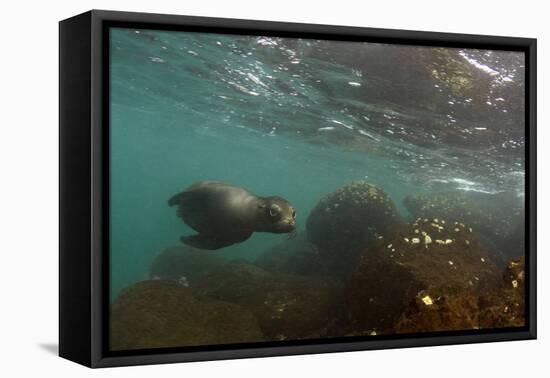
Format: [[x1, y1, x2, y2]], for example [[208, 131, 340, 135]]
[[169, 181, 296, 250]]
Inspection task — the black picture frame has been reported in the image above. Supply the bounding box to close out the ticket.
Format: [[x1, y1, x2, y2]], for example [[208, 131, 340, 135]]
[[59, 9, 537, 368]]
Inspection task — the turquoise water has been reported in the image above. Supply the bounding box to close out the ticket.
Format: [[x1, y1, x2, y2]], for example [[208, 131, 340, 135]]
[[109, 28, 525, 301]]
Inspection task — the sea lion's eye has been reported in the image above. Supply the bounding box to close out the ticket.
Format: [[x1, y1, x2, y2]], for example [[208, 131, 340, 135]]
[[292, 209, 296, 218], [267, 203, 282, 219]]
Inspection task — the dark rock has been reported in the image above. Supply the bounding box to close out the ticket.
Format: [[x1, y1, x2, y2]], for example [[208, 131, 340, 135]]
[[195, 260, 272, 303], [393, 289, 482, 333], [502, 223, 526, 261], [195, 260, 345, 340], [478, 257, 525, 328], [149, 245, 227, 286], [394, 257, 526, 333], [306, 181, 403, 277], [110, 280, 263, 350], [255, 232, 329, 277], [346, 218, 502, 334], [403, 191, 524, 264]]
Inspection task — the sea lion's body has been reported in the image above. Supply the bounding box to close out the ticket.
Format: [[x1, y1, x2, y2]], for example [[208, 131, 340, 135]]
[[169, 181, 296, 250]]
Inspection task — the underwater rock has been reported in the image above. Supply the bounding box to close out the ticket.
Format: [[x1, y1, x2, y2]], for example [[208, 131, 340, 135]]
[[478, 257, 525, 328], [403, 191, 524, 264], [195, 260, 345, 340], [346, 218, 502, 334], [110, 280, 263, 350], [195, 260, 273, 303], [503, 223, 526, 261], [394, 257, 526, 333], [306, 181, 402, 277], [392, 289, 482, 333], [255, 232, 330, 277], [149, 245, 227, 286]]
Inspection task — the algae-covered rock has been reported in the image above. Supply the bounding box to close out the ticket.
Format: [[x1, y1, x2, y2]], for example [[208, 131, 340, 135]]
[[403, 191, 524, 263], [149, 245, 227, 286], [306, 181, 403, 276], [110, 280, 263, 350], [195, 260, 345, 340], [392, 289, 481, 333], [394, 257, 526, 333], [478, 257, 525, 328], [347, 218, 502, 334]]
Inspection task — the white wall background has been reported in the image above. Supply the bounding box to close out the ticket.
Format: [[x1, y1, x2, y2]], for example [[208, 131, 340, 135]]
[[0, 0, 546, 376]]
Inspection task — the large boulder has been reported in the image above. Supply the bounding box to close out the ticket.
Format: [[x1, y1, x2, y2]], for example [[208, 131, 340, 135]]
[[195, 260, 345, 340], [393, 257, 526, 333], [306, 181, 403, 277], [149, 245, 227, 286], [346, 217, 502, 334], [392, 289, 484, 333], [403, 191, 524, 264], [478, 257, 525, 329], [110, 280, 263, 350]]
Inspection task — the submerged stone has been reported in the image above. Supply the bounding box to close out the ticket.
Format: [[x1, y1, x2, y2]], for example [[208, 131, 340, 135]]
[[394, 257, 526, 333], [255, 232, 330, 277], [306, 181, 403, 277], [195, 260, 345, 340], [110, 280, 263, 350], [403, 191, 524, 264], [149, 245, 227, 285], [346, 219, 502, 334], [478, 257, 525, 328]]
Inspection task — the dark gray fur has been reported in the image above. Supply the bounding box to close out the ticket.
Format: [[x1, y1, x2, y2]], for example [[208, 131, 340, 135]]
[[169, 181, 296, 250]]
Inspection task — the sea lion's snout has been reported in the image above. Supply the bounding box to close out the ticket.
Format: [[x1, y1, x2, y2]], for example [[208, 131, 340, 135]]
[[272, 218, 296, 233], [279, 216, 296, 231], [277, 208, 297, 232]]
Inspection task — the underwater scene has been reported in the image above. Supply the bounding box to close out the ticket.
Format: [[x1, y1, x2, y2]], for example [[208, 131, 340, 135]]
[[108, 27, 526, 351]]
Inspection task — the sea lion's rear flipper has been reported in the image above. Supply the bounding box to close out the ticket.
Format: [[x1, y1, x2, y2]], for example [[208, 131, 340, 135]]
[[168, 191, 203, 208], [168, 192, 185, 207], [180, 232, 252, 250]]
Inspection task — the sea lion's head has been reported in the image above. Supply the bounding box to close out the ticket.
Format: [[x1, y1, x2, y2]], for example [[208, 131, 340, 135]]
[[258, 196, 296, 233]]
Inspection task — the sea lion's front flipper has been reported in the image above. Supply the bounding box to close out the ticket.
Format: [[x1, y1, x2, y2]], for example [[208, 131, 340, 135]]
[[180, 232, 252, 250], [168, 190, 214, 225]]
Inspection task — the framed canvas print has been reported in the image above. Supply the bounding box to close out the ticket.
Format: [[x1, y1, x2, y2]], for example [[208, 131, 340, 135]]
[[59, 10, 536, 368]]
